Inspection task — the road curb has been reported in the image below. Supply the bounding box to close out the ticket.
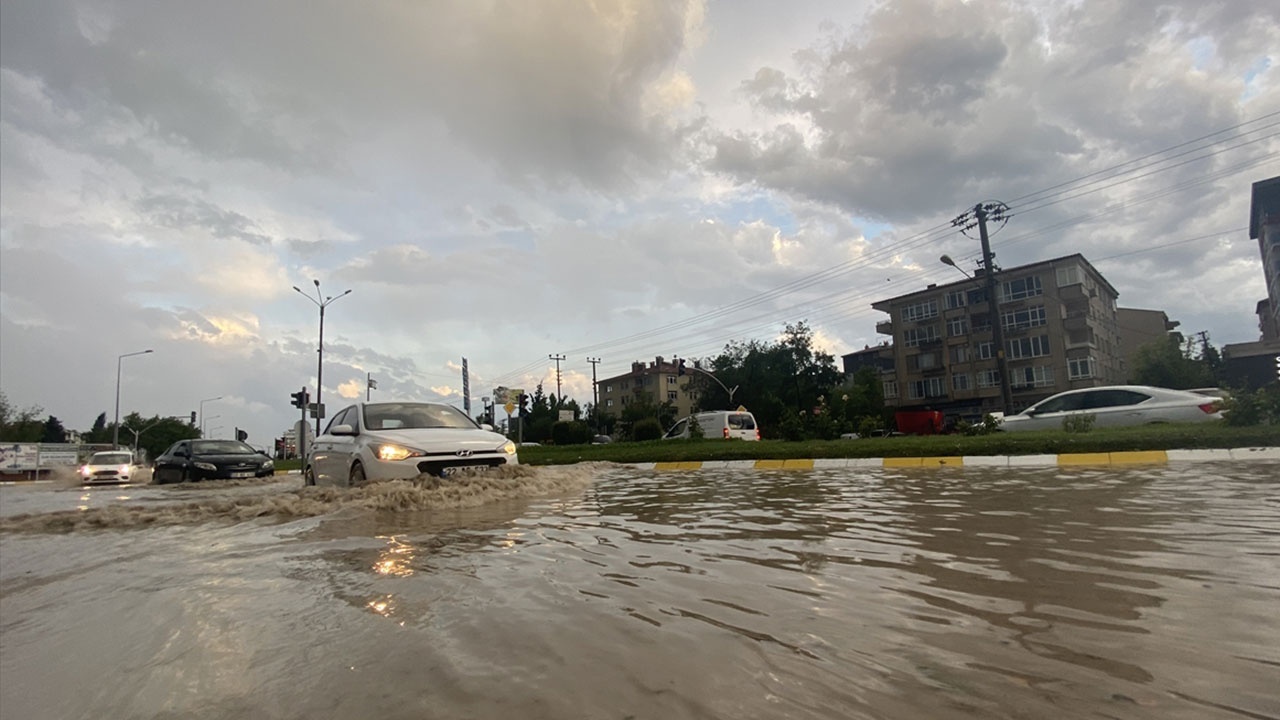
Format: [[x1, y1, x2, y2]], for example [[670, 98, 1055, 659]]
[[635, 447, 1280, 471]]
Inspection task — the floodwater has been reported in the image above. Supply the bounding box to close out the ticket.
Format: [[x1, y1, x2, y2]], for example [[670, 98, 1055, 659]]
[[1, 462, 1277, 720]]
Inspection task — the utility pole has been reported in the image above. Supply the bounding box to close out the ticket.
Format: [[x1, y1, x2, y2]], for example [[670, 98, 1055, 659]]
[[953, 201, 1014, 416], [587, 357, 601, 429], [548, 353, 566, 405]]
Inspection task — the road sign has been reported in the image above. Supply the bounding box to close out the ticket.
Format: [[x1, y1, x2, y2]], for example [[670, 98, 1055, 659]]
[[504, 402, 516, 415], [309, 402, 326, 419]]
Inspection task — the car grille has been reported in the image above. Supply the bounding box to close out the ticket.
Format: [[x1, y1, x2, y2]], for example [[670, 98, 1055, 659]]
[[416, 456, 508, 476]]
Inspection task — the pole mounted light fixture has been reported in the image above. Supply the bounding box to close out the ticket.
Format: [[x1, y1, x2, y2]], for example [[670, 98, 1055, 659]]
[[293, 280, 352, 440], [949, 201, 1014, 416], [114, 349, 154, 449], [199, 395, 223, 436]]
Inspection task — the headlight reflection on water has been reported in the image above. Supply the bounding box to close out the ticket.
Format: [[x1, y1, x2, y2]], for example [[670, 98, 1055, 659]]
[[372, 535, 415, 577]]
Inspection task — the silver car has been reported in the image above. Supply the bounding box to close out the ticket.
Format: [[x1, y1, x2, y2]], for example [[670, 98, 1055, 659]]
[[306, 401, 518, 487], [1001, 385, 1225, 432]]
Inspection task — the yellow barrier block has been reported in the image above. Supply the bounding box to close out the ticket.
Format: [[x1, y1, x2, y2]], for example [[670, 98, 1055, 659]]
[[654, 461, 703, 471], [781, 459, 815, 470], [754, 459, 786, 469], [883, 457, 922, 467], [1108, 451, 1169, 465], [1058, 453, 1112, 466]]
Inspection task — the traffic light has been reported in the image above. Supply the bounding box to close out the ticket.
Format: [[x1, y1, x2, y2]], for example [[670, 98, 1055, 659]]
[[235, 428, 248, 442], [519, 393, 530, 417], [290, 389, 310, 409], [190, 411, 197, 425], [677, 358, 687, 376]]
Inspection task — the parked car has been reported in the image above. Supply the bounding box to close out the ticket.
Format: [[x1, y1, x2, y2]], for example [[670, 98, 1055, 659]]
[[662, 410, 760, 441], [152, 440, 275, 484], [591, 434, 613, 444], [78, 450, 142, 485], [1000, 385, 1225, 432], [307, 401, 518, 487]]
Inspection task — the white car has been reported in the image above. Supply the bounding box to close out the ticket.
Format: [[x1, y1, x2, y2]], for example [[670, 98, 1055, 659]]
[[79, 451, 142, 485], [306, 401, 518, 487], [1001, 385, 1225, 432]]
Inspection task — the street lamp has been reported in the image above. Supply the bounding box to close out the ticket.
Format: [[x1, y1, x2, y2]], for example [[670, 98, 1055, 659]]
[[202, 415, 221, 437], [293, 279, 352, 439], [114, 349, 154, 448], [199, 396, 223, 435]]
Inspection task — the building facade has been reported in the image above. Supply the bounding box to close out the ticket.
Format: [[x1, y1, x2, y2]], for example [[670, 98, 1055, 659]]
[[1115, 308, 1181, 382], [596, 357, 697, 418], [871, 253, 1124, 418], [1250, 176, 1280, 342]]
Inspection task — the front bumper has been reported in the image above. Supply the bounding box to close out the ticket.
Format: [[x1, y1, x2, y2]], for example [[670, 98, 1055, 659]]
[[363, 453, 518, 481]]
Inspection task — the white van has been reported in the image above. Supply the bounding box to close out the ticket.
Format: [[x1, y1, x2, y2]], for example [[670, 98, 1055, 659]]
[[662, 411, 760, 441]]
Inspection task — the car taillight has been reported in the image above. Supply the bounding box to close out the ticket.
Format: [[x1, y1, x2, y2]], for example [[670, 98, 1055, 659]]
[[722, 427, 730, 439], [1198, 402, 1220, 414], [755, 429, 760, 440]]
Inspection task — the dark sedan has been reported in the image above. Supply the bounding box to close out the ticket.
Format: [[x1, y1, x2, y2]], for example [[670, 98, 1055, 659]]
[[153, 439, 275, 484]]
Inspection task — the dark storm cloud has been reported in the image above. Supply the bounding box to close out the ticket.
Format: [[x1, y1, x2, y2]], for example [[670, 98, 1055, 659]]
[[136, 194, 271, 245], [704, 0, 1279, 224]]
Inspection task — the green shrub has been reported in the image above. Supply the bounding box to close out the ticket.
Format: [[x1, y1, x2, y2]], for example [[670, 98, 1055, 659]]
[[1062, 412, 1096, 433], [633, 417, 664, 441], [1222, 385, 1280, 426], [688, 415, 704, 440], [551, 421, 594, 445], [958, 414, 1003, 436]]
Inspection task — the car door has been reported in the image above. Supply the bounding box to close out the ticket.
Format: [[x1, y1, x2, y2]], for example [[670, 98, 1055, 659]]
[[311, 406, 349, 484], [157, 441, 191, 481], [324, 405, 361, 478], [1081, 389, 1151, 427], [1022, 392, 1086, 431]]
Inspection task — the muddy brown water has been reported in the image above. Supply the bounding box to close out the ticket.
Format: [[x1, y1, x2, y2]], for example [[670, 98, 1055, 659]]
[[1, 462, 1277, 720]]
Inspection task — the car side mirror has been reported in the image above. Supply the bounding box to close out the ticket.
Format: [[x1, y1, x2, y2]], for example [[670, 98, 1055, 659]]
[[330, 424, 356, 436]]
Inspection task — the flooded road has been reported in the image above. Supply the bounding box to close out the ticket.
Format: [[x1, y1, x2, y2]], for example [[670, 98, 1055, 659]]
[[1, 462, 1278, 720]]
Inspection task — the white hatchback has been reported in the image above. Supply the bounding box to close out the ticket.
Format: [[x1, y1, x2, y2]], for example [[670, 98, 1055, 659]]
[[1001, 385, 1225, 432], [307, 401, 518, 487]]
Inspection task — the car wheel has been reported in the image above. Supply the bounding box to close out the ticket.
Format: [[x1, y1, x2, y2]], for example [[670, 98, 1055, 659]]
[[154, 467, 172, 485], [348, 462, 366, 488], [303, 465, 317, 486]]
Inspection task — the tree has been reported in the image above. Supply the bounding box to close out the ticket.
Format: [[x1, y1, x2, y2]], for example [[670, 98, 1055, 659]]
[[84, 413, 111, 444], [1132, 336, 1216, 389], [41, 416, 68, 443], [119, 413, 201, 462], [0, 392, 46, 441]]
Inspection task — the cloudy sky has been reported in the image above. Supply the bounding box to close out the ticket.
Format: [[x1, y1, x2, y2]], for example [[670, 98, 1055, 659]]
[[2, 0, 1278, 444]]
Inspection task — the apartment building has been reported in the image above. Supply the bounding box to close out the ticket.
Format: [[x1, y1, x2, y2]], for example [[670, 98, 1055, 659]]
[[871, 253, 1124, 418], [1115, 308, 1181, 382], [596, 357, 697, 417], [1222, 175, 1280, 388]]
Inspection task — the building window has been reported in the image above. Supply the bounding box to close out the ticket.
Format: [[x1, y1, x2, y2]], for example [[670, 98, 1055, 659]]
[[977, 370, 1001, 388], [903, 324, 939, 347], [605, 384, 613, 393], [620, 380, 629, 389], [667, 391, 677, 401], [952, 373, 970, 391], [901, 300, 938, 322], [947, 316, 968, 336], [945, 290, 966, 309], [976, 341, 995, 360], [1007, 335, 1051, 359], [908, 378, 946, 399], [1001, 275, 1043, 302], [1002, 305, 1047, 330], [949, 346, 970, 364], [883, 380, 898, 399], [1056, 266, 1081, 287], [1011, 365, 1054, 388], [907, 352, 940, 371], [967, 287, 989, 305], [667, 376, 677, 385], [971, 313, 991, 333], [605, 399, 614, 408], [1068, 356, 1096, 379]]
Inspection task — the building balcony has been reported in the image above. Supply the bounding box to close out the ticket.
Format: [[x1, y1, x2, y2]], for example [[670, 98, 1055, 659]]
[[1063, 313, 1090, 332], [876, 320, 893, 335]]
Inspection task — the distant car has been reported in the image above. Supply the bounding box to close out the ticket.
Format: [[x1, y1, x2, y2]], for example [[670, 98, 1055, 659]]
[[79, 451, 141, 485], [1001, 385, 1225, 432], [152, 439, 275, 484], [591, 434, 613, 444], [662, 411, 760, 441], [307, 401, 518, 487]]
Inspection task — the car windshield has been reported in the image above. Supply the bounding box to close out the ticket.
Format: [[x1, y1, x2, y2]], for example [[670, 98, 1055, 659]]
[[363, 403, 477, 430], [89, 452, 133, 465], [191, 440, 256, 455]]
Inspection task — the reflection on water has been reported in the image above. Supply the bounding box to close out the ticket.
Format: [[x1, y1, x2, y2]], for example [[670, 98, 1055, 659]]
[[1, 462, 1278, 720]]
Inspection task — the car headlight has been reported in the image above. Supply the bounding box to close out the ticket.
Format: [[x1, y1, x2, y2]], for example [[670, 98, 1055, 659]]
[[500, 441, 517, 455], [194, 462, 218, 471], [261, 459, 274, 470], [80, 466, 91, 477], [375, 444, 423, 462]]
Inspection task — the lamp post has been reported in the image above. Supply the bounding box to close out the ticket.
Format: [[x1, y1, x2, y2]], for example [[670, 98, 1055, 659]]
[[199, 396, 223, 436], [114, 349, 154, 448], [293, 280, 352, 439]]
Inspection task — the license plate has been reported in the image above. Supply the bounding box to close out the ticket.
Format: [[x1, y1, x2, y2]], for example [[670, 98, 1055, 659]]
[[230, 471, 253, 478], [442, 465, 484, 476]]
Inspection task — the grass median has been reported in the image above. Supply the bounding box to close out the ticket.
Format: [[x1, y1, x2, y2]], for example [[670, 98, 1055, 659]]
[[516, 423, 1280, 466]]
